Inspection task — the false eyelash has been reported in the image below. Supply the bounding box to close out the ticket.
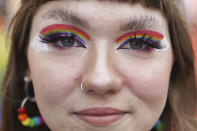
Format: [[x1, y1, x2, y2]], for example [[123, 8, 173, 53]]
[[39, 33, 76, 43], [128, 32, 163, 49]]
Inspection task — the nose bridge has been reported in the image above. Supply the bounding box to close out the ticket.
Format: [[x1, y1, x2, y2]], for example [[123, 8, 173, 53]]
[[88, 40, 113, 84], [93, 43, 110, 77], [83, 41, 122, 95]]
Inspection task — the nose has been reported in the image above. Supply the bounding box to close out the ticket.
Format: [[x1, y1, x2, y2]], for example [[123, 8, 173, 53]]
[[82, 47, 122, 96]]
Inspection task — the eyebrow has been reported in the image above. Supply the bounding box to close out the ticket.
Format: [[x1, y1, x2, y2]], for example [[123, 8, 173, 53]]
[[42, 7, 89, 29], [119, 15, 159, 32], [43, 7, 160, 32]]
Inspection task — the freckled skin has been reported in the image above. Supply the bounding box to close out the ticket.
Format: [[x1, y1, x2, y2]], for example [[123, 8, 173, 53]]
[[28, 1, 173, 131]]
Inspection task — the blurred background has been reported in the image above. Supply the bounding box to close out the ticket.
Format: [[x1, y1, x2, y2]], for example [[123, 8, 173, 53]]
[[0, 0, 7, 123], [184, 0, 197, 79], [0, 0, 20, 123], [0, 0, 197, 124]]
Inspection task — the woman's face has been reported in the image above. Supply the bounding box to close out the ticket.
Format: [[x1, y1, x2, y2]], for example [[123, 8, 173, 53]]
[[28, 1, 173, 131]]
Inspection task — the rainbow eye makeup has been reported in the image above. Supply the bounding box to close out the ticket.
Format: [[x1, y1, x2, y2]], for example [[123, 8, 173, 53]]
[[116, 30, 167, 51], [39, 24, 90, 48], [36, 25, 167, 53]]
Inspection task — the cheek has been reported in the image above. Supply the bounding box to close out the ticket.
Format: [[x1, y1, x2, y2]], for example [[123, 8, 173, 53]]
[[125, 69, 170, 102], [28, 51, 84, 106], [34, 69, 76, 105], [118, 57, 172, 104]]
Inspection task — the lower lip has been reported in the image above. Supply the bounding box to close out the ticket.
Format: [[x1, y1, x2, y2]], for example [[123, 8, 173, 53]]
[[75, 114, 125, 126]]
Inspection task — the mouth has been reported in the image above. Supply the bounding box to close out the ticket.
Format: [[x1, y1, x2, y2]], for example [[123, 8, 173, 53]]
[[73, 107, 129, 126]]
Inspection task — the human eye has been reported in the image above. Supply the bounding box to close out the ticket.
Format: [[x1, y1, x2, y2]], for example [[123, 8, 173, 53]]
[[116, 30, 165, 52], [39, 24, 90, 49], [40, 33, 86, 49]]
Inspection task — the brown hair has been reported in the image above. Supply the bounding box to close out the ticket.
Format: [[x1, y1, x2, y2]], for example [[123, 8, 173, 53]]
[[1, 0, 196, 131]]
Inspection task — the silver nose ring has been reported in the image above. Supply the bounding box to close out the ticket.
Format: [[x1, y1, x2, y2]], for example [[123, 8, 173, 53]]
[[80, 80, 84, 91]]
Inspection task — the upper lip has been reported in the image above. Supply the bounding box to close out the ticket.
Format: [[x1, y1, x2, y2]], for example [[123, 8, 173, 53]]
[[73, 107, 129, 116]]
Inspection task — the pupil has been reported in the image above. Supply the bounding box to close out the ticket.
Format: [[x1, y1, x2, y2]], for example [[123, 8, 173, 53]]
[[62, 37, 75, 47]]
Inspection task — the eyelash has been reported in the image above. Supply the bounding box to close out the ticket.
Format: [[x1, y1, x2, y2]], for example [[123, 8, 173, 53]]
[[39, 32, 87, 49], [117, 33, 163, 52], [39, 31, 163, 52]]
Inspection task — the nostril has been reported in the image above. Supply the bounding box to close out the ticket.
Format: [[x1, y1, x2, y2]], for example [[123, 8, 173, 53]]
[[87, 89, 95, 93], [86, 88, 115, 95], [107, 89, 115, 94]]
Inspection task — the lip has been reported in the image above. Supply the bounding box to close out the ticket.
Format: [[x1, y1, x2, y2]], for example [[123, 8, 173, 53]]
[[73, 107, 128, 126]]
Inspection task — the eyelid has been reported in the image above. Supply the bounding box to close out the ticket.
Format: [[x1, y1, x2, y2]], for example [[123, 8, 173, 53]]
[[116, 30, 164, 48], [39, 32, 87, 49], [39, 24, 91, 46]]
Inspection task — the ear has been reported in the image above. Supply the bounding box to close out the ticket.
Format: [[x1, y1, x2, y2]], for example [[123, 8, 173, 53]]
[[24, 70, 31, 80]]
